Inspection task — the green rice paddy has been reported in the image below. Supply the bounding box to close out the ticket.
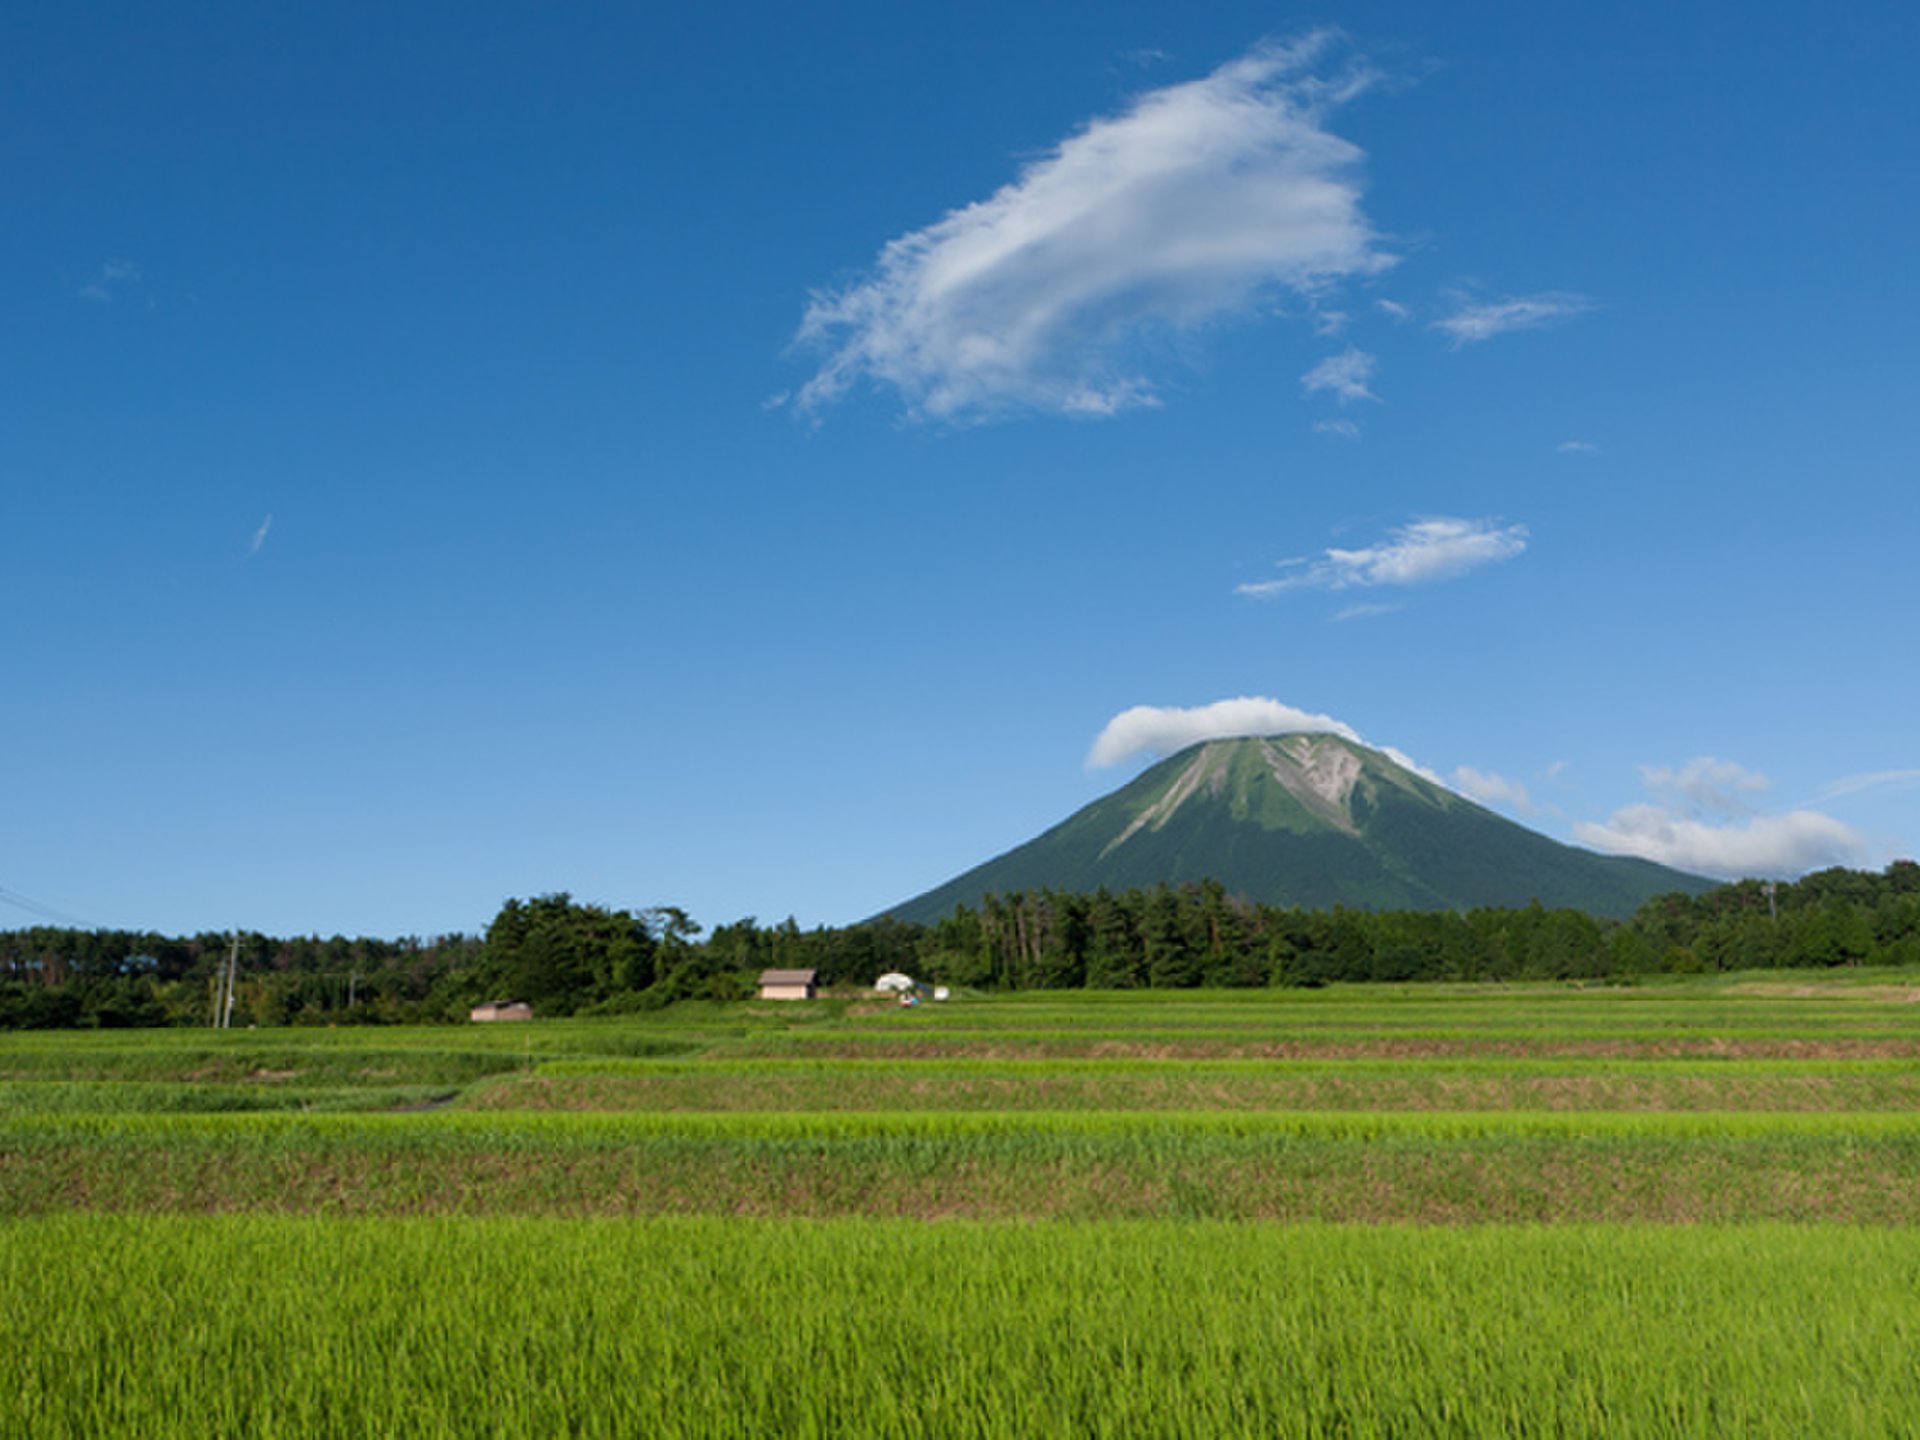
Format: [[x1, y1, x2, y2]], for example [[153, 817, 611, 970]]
[[9, 1217, 1920, 1437], [8, 971, 1920, 1433]]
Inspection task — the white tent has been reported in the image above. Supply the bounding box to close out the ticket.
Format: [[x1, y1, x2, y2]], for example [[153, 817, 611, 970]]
[[873, 972, 916, 993]]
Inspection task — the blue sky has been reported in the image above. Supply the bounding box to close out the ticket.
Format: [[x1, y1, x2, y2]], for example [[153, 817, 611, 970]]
[[5, 1, 1917, 938]]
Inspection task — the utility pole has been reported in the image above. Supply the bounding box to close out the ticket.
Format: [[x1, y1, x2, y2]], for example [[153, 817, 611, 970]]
[[211, 934, 233, 1028], [218, 932, 240, 1029]]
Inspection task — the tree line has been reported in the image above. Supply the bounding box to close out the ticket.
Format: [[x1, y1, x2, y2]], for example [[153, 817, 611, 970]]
[[3, 862, 1918, 1028]]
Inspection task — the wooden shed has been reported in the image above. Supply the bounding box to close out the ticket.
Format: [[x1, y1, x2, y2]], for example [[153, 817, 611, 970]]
[[757, 968, 818, 1001], [470, 1000, 534, 1022]]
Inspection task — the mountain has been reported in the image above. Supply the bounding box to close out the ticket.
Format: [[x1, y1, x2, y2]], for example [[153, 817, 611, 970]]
[[887, 733, 1712, 923]]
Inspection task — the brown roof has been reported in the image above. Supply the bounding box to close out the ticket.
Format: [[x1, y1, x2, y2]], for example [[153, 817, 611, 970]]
[[758, 969, 817, 985]]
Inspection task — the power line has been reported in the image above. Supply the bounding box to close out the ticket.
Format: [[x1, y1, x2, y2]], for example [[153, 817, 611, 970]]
[[0, 884, 92, 929]]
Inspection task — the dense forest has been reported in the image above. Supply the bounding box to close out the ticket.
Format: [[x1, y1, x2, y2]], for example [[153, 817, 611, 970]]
[[3, 863, 1918, 1029]]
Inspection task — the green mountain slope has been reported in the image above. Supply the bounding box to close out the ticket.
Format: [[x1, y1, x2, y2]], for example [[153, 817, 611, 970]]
[[887, 734, 1711, 923]]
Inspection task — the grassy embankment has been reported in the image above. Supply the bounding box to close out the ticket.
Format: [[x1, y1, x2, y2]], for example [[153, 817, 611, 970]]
[[7, 977, 1920, 1221]]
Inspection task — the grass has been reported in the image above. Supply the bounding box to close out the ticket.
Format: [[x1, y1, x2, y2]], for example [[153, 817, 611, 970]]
[[7, 1216, 1920, 1437], [4, 976, 1920, 1222], [8, 973, 1920, 1428], [0, 1080, 453, 1113], [478, 1055, 1920, 1112], [8, 1108, 1920, 1221]]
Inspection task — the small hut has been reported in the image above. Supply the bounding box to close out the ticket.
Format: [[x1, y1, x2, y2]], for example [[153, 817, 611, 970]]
[[757, 968, 818, 1001], [470, 1000, 534, 1022]]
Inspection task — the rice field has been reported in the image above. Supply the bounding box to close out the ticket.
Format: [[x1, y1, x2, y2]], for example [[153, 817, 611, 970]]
[[8, 971, 1920, 1433], [9, 1217, 1920, 1437]]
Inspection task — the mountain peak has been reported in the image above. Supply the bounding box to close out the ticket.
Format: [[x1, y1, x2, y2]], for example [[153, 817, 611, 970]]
[[1106, 733, 1377, 854], [888, 732, 1710, 923]]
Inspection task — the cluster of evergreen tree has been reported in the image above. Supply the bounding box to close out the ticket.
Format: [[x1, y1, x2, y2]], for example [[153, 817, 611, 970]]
[[914, 861, 1920, 989], [3, 863, 1918, 1028], [0, 928, 486, 1030]]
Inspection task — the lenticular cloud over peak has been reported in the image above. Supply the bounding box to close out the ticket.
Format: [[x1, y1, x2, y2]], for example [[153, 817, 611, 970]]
[[794, 33, 1390, 424], [1088, 697, 1361, 769]]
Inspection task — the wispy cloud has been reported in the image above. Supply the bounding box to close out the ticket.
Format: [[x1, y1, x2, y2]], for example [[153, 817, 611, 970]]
[[792, 34, 1391, 424], [1557, 439, 1598, 455], [1813, 769, 1920, 804], [1375, 298, 1410, 321], [248, 514, 274, 556], [1432, 291, 1592, 346], [1332, 601, 1399, 622], [1640, 757, 1771, 818], [1452, 766, 1537, 815], [1573, 756, 1867, 878], [1088, 697, 1359, 768], [1313, 417, 1361, 440], [79, 259, 141, 303], [1237, 516, 1526, 598], [1301, 346, 1378, 404]]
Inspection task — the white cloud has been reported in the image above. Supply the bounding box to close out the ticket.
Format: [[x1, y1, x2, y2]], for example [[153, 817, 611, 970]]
[[1640, 757, 1770, 818], [1237, 516, 1526, 598], [792, 34, 1391, 423], [79, 259, 140, 303], [1300, 346, 1378, 404], [1375, 298, 1410, 321], [1813, 769, 1920, 804], [1313, 417, 1361, 440], [1086, 696, 1462, 795], [248, 514, 273, 556], [1087, 696, 1359, 768], [1381, 745, 1449, 789], [1573, 756, 1867, 878], [1557, 440, 1598, 455], [1432, 291, 1592, 346], [1452, 766, 1537, 815], [1332, 601, 1399, 622], [1574, 807, 1865, 880]]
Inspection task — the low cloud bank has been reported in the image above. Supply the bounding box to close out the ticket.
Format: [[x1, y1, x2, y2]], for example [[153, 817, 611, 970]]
[[1574, 807, 1865, 879], [1575, 755, 1867, 878]]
